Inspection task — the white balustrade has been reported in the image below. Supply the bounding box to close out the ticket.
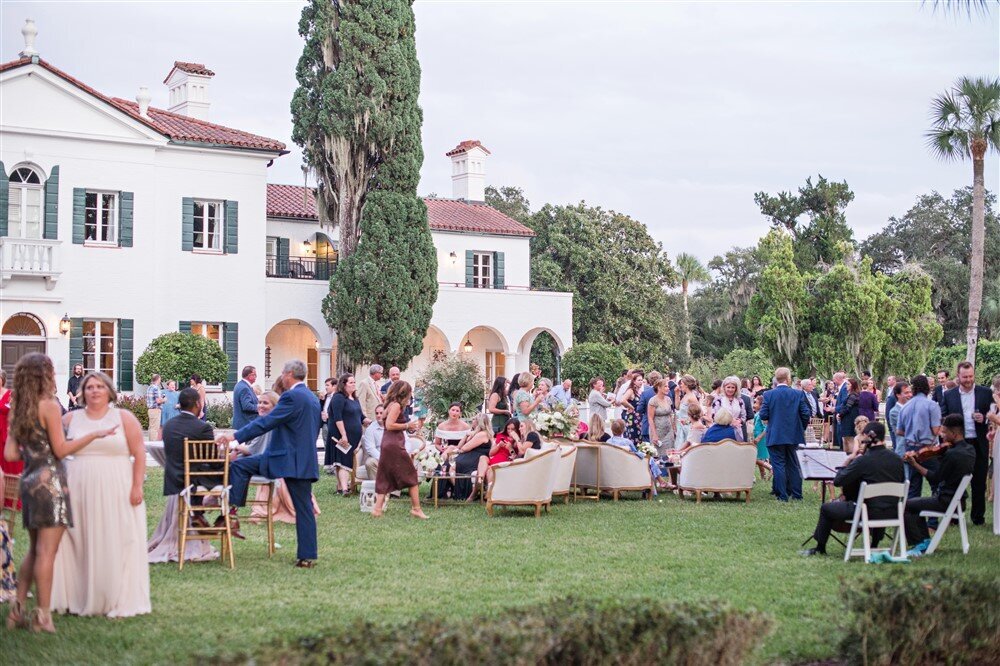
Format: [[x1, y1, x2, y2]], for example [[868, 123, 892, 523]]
[[0, 237, 60, 289]]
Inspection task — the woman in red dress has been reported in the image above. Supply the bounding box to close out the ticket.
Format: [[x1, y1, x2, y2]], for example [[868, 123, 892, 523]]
[[0, 370, 20, 510]]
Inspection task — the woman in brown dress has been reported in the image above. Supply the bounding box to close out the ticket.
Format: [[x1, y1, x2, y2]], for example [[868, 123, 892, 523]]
[[4, 354, 115, 633], [372, 381, 427, 519]]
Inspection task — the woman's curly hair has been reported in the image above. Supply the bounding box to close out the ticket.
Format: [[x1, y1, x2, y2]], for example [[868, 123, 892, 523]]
[[11, 353, 56, 444]]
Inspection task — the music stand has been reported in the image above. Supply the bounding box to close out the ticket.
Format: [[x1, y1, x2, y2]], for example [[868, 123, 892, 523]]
[[797, 447, 850, 548]]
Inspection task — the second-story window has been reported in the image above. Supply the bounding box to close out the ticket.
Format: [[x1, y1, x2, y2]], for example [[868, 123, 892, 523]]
[[85, 192, 117, 244], [472, 251, 492, 289], [193, 200, 223, 252], [8, 166, 43, 239]]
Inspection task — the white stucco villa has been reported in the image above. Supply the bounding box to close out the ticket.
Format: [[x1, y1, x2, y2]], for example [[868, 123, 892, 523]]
[[0, 20, 573, 397]]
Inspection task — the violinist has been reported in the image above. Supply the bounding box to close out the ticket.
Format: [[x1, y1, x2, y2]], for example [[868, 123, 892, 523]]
[[800, 422, 904, 557], [902, 414, 977, 556]]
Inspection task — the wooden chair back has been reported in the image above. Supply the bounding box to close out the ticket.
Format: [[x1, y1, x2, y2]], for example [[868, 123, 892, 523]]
[[178, 438, 234, 570]]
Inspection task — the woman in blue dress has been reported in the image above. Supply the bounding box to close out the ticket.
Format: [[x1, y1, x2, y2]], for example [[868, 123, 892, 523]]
[[329, 373, 364, 496]]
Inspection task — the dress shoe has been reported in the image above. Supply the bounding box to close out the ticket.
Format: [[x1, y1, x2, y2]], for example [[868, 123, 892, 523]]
[[294, 559, 316, 568], [190, 514, 210, 529], [215, 514, 245, 540], [799, 547, 826, 557]]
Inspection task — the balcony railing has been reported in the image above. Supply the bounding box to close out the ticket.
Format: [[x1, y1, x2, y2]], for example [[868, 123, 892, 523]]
[[266, 254, 336, 281], [0, 237, 60, 290]]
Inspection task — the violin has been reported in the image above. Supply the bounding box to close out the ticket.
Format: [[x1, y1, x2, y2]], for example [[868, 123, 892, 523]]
[[911, 440, 953, 463]]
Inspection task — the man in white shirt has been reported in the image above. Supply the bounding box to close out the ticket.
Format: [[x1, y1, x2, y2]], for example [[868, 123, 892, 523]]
[[550, 378, 574, 408], [361, 404, 386, 479], [801, 378, 820, 418]]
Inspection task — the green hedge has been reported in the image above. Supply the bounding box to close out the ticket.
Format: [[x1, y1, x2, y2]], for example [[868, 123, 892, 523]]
[[220, 597, 771, 665], [561, 342, 630, 400], [115, 394, 149, 429], [840, 570, 1000, 665], [925, 339, 1000, 384]]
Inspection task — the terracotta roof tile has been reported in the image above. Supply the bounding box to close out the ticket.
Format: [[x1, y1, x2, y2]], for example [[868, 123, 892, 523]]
[[170, 61, 215, 78], [1, 57, 285, 153], [445, 140, 490, 157], [267, 184, 534, 237]]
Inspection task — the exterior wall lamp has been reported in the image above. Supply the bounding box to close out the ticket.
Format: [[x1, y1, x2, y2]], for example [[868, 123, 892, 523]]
[[59, 313, 71, 335], [463, 338, 473, 353]]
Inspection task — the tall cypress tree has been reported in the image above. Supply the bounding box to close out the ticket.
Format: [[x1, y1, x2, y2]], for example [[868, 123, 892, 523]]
[[292, 0, 436, 370]]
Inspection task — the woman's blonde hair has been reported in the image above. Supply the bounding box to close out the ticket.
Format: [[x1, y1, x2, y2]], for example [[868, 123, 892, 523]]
[[714, 408, 734, 426], [469, 412, 494, 443], [259, 391, 280, 409], [588, 413, 605, 441], [518, 373, 534, 389], [10, 353, 55, 444], [520, 418, 537, 435], [78, 371, 117, 407], [854, 415, 870, 434]]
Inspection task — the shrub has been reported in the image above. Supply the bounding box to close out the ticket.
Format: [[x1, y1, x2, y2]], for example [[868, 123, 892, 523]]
[[115, 394, 149, 429], [717, 348, 774, 383], [417, 354, 486, 428], [135, 332, 229, 386], [205, 399, 233, 429], [685, 356, 721, 388], [925, 339, 1000, 384], [560, 342, 630, 400], [226, 597, 771, 666], [840, 570, 1000, 666]]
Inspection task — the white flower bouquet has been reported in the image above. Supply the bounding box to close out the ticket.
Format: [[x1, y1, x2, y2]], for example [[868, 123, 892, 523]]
[[535, 402, 580, 438], [637, 441, 657, 458], [415, 447, 444, 474]]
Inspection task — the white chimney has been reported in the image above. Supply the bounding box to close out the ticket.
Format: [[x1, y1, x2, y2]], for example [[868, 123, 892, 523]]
[[20, 19, 39, 58], [136, 86, 151, 118], [447, 140, 490, 202], [163, 61, 215, 120]]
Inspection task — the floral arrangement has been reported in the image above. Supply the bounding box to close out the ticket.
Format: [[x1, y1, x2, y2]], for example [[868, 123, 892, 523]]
[[637, 441, 658, 458], [415, 447, 444, 474], [534, 402, 581, 438]]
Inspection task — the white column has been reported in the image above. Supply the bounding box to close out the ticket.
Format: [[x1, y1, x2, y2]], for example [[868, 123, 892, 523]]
[[318, 347, 333, 381], [503, 353, 518, 379]]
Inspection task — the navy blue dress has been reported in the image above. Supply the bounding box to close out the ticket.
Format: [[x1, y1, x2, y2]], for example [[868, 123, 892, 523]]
[[328, 393, 364, 469]]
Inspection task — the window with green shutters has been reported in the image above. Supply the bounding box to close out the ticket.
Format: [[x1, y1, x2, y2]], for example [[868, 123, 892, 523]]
[[182, 198, 238, 254], [181, 321, 238, 390], [72, 187, 133, 247], [0, 161, 8, 237], [117, 319, 134, 391], [68, 318, 132, 390], [43, 166, 58, 240], [465, 250, 505, 289]]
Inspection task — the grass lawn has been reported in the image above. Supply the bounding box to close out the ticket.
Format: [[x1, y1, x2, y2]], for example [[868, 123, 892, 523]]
[[3, 469, 998, 665]]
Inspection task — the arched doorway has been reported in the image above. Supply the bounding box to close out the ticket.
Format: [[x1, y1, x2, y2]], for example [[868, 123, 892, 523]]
[[1, 312, 47, 376], [314, 232, 338, 281], [264, 319, 328, 391], [458, 326, 509, 387]]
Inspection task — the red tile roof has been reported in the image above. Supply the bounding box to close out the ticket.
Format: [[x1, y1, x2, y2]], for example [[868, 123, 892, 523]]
[[164, 61, 215, 83], [1, 57, 285, 153], [267, 184, 534, 237], [445, 140, 490, 157]]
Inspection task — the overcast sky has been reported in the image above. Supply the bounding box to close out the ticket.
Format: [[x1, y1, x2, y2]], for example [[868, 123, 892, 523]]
[[3, 1, 998, 262]]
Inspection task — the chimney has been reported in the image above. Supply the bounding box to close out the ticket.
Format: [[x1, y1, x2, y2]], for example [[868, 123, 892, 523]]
[[20, 19, 39, 58], [163, 61, 215, 120], [136, 86, 151, 118], [446, 140, 490, 202]]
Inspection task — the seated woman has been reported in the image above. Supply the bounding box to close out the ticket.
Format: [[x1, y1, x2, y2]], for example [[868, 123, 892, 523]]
[[701, 408, 738, 443], [484, 418, 520, 491], [430, 403, 470, 500], [234, 392, 320, 525], [587, 413, 611, 443], [517, 419, 543, 455], [446, 413, 493, 501], [606, 419, 667, 490]]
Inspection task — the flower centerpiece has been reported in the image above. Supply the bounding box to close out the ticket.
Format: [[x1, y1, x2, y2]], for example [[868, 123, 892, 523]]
[[637, 441, 658, 458], [415, 447, 444, 475], [535, 402, 581, 439]]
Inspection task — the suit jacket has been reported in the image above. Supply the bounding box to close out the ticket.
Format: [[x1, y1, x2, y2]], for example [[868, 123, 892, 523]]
[[932, 384, 944, 407], [161, 411, 215, 496], [941, 385, 993, 445], [740, 394, 754, 441], [637, 386, 656, 437], [758, 384, 810, 446], [357, 376, 382, 423], [802, 389, 821, 418], [835, 382, 848, 413], [234, 382, 321, 481], [232, 380, 259, 430]]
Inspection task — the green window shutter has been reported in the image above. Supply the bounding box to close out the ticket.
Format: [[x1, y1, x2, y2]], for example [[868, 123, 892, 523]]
[[465, 250, 475, 288], [72, 188, 86, 244], [181, 197, 194, 251], [119, 191, 134, 247], [493, 251, 505, 289], [277, 237, 289, 276], [69, 318, 84, 369], [179, 321, 192, 335], [43, 166, 59, 240], [0, 161, 7, 236], [117, 319, 134, 391], [223, 322, 239, 390], [224, 200, 238, 254]]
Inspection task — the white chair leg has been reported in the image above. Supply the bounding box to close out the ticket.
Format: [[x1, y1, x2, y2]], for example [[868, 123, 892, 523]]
[[862, 522, 872, 563], [926, 516, 947, 555], [844, 522, 859, 562], [958, 512, 969, 554]]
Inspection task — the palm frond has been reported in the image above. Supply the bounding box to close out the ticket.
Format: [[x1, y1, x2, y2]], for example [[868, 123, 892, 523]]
[[929, 90, 964, 128], [922, 0, 997, 18], [926, 128, 968, 161]]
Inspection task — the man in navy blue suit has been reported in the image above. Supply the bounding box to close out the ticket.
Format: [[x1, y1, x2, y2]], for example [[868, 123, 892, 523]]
[[231, 365, 259, 430], [832, 371, 848, 449], [218, 359, 322, 567], [637, 370, 660, 444], [758, 367, 811, 501]]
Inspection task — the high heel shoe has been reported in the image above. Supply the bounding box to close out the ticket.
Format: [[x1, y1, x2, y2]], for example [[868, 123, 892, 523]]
[[6, 599, 29, 630], [30, 607, 56, 634]]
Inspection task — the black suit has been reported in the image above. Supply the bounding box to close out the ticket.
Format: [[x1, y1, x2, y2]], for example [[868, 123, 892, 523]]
[[741, 394, 754, 441], [941, 385, 993, 524], [803, 389, 821, 419], [161, 411, 215, 497], [809, 446, 905, 552]]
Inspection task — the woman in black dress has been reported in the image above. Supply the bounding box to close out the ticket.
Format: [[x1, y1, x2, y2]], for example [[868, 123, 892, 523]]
[[449, 413, 493, 501], [836, 377, 862, 455], [329, 373, 364, 495]]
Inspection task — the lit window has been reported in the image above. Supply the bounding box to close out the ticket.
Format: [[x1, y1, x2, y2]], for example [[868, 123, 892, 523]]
[[8, 166, 43, 239], [84, 191, 117, 244], [82, 319, 116, 380], [484, 350, 505, 387], [193, 200, 222, 252], [472, 252, 492, 288], [191, 322, 223, 390]]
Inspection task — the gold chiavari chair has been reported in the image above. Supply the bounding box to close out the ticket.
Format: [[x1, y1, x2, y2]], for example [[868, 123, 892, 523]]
[[247, 477, 275, 557], [1, 474, 21, 540], [177, 438, 234, 570]]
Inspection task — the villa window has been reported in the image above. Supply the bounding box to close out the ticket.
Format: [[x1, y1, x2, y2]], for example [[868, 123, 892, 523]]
[[85, 191, 118, 244], [82, 319, 116, 380], [7, 166, 43, 239], [472, 252, 492, 288], [192, 200, 223, 252]]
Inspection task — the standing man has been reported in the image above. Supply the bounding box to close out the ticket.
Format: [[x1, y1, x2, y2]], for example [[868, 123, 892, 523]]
[[358, 364, 384, 423], [759, 367, 811, 501], [887, 381, 911, 456], [232, 365, 259, 430], [801, 378, 821, 419], [67, 363, 84, 410], [218, 360, 321, 568], [550, 378, 574, 408], [940, 361, 992, 526], [895, 375, 942, 499], [932, 370, 949, 406], [884, 376, 898, 417], [380, 366, 401, 397], [832, 371, 848, 449], [145, 374, 166, 440], [637, 371, 661, 444]]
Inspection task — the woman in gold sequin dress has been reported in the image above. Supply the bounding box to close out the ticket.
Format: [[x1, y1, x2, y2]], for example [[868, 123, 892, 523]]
[[3, 354, 115, 634]]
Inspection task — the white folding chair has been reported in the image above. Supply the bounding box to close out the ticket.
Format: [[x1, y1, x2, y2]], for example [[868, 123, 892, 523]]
[[920, 474, 972, 555], [844, 480, 909, 563]]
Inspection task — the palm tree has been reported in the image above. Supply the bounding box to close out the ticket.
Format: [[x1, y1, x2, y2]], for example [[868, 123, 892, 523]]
[[981, 274, 1000, 339], [675, 253, 711, 358], [923, 0, 997, 18], [927, 76, 1000, 363]]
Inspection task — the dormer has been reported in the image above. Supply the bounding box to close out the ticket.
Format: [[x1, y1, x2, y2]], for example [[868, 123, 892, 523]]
[[163, 61, 215, 120], [446, 140, 490, 203]]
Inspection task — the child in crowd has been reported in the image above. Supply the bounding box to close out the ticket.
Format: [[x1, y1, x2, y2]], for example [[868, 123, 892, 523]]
[[607, 420, 667, 491], [752, 394, 772, 480]]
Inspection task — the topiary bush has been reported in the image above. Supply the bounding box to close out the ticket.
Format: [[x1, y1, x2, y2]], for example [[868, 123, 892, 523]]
[[221, 597, 771, 666], [115, 394, 149, 429], [417, 354, 486, 428], [205, 399, 233, 429], [840, 570, 1000, 665], [717, 348, 774, 383], [925, 339, 999, 384], [135, 332, 228, 387], [560, 342, 630, 400], [685, 356, 721, 389]]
